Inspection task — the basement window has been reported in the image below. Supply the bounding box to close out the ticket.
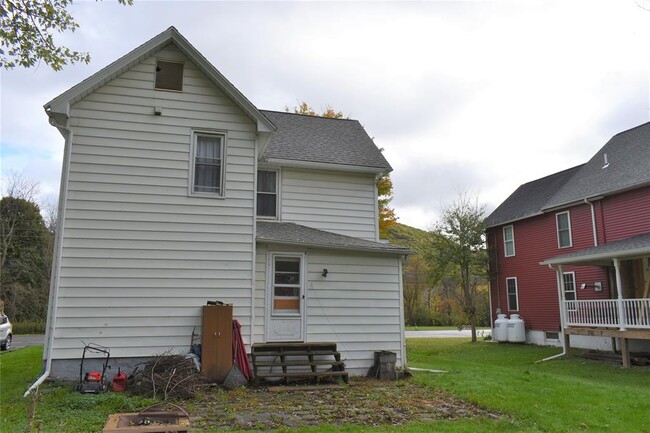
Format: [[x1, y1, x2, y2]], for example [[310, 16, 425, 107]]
[[545, 331, 560, 341], [155, 60, 184, 91]]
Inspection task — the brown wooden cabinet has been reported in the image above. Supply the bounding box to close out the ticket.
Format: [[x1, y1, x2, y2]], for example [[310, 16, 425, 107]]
[[201, 305, 233, 382]]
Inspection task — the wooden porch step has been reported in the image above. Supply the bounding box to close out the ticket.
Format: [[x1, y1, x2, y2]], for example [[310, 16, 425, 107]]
[[255, 370, 349, 382], [251, 342, 348, 385], [251, 350, 341, 358], [254, 360, 345, 368]]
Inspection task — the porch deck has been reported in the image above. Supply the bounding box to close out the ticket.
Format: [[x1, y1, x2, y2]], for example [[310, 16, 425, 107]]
[[563, 298, 650, 368]]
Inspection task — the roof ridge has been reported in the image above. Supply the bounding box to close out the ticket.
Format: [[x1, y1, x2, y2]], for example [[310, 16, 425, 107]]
[[260, 109, 357, 122], [519, 163, 585, 188]]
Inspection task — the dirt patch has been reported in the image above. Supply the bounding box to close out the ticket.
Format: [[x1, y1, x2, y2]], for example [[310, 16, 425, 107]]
[[190, 378, 502, 431]]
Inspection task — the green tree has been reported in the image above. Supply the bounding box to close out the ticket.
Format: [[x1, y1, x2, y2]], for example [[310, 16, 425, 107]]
[[428, 193, 488, 342], [0, 0, 132, 70], [0, 196, 52, 322]]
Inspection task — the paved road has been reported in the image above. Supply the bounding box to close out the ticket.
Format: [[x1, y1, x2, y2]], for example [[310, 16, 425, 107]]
[[406, 329, 491, 339], [10, 334, 44, 350]]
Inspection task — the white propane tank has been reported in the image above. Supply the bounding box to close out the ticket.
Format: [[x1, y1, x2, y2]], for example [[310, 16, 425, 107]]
[[507, 314, 526, 343], [493, 314, 509, 342]]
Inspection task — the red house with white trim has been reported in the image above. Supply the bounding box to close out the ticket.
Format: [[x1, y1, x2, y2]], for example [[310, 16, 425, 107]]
[[486, 122, 650, 366]]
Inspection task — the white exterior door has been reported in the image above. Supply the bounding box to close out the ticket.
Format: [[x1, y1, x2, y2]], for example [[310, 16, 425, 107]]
[[266, 252, 305, 342]]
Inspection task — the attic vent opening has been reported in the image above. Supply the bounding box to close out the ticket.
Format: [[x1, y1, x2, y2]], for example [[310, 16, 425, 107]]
[[155, 60, 184, 91]]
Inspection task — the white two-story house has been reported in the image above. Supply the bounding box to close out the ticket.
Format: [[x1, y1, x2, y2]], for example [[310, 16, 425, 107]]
[[40, 27, 410, 380]]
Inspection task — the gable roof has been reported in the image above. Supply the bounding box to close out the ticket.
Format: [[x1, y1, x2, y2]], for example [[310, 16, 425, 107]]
[[542, 122, 650, 210], [486, 122, 650, 228], [256, 221, 411, 255], [485, 164, 584, 228], [259, 110, 392, 173], [44, 27, 275, 134]]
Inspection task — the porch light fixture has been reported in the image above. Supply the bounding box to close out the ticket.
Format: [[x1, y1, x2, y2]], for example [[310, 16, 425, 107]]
[[580, 282, 603, 291], [322, 269, 328, 277]]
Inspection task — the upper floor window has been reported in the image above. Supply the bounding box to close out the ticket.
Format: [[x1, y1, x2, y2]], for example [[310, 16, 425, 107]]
[[556, 211, 572, 248], [155, 60, 184, 91], [191, 132, 224, 196], [503, 225, 515, 257], [257, 170, 278, 218], [506, 277, 519, 311]]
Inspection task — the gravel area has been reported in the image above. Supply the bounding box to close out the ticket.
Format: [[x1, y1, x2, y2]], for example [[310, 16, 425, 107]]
[[190, 377, 502, 431]]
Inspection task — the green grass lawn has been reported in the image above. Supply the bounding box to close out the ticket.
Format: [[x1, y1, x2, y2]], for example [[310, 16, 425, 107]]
[[408, 338, 650, 433], [2, 341, 649, 432]]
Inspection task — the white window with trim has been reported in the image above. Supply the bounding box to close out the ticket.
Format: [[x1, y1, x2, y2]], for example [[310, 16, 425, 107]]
[[506, 277, 519, 311], [563, 271, 577, 311], [556, 211, 572, 248], [190, 132, 225, 196], [257, 170, 278, 218], [503, 225, 515, 257]]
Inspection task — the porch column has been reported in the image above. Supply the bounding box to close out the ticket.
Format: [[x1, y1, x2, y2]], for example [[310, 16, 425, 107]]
[[613, 258, 627, 331]]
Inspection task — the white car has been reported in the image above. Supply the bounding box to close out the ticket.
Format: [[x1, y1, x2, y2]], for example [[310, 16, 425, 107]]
[[0, 314, 12, 351]]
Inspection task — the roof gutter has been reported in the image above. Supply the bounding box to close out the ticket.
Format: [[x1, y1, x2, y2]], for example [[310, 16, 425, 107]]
[[25, 114, 72, 396], [256, 238, 413, 255], [262, 158, 390, 175]]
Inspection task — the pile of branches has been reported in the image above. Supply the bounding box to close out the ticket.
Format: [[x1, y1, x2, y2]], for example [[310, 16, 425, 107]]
[[128, 353, 203, 400]]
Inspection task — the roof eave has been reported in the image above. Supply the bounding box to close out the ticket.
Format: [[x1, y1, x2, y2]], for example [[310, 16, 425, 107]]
[[485, 211, 543, 229], [542, 180, 650, 212], [256, 237, 413, 255], [263, 157, 391, 175]]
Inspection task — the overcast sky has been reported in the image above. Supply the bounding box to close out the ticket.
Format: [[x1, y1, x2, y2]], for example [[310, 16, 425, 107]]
[[2, 0, 649, 230]]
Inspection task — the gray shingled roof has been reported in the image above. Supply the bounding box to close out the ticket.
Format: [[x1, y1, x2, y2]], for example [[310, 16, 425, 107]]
[[259, 110, 392, 172], [486, 122, 650, 228], [541, 232, 650, 266], [256, 221, 411, 255], [543, 122, 650, 210], [485, 165, 583, 228]]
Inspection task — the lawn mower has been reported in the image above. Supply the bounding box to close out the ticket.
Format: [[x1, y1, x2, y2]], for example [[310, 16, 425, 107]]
[[76, 343, 111, 393]]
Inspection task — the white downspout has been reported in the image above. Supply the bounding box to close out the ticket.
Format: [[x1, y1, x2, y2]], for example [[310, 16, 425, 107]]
[[537, 264, 567, 362], [25, 122, 73, 396], [398, 256, 407, 368], [584, 199, 598, 247]]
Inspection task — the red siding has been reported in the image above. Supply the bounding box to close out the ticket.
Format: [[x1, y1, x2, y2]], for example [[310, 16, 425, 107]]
[[601, 185, 650, 242], [488, 204, 609, 332]]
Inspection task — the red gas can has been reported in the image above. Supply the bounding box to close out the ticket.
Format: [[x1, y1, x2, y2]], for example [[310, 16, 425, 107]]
[[112, 368, 127, 392]]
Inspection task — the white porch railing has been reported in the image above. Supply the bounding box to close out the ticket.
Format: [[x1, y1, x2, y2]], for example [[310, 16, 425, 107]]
[[564, 298, 650, 329]]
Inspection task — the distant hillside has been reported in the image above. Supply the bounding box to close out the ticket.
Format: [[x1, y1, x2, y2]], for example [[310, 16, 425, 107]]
[[386, 223, 431, 255]]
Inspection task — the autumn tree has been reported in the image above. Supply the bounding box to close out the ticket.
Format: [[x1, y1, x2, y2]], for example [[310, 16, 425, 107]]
[[0, 0, 132, 70], [428, 193, 488, 342], [287, 101, 344, 119], [286, 101, 397, 237], [377, 174, 397, 238]]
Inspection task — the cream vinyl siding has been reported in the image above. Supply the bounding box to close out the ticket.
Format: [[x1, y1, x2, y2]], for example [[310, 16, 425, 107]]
[[53, 45, 256, 359], [280, 169, 378, 241], [254, 246, 403, 375]]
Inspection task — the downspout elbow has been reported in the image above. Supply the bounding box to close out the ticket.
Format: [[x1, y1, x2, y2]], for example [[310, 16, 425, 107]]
[[536, 264, 567, 363]]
